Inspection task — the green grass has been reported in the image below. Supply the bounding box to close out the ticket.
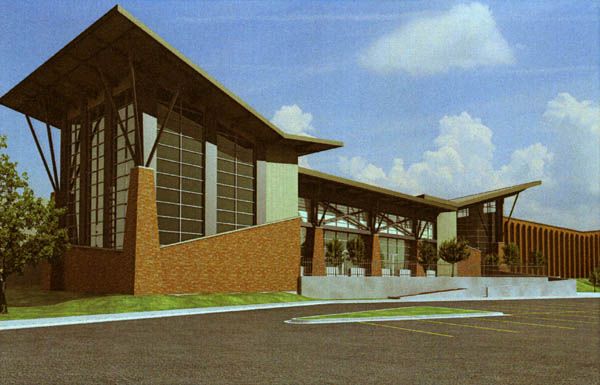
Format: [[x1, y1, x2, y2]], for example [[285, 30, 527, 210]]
[[299, 306, 487, 320], [576, 279, 599, 293], [1, 286, 312, 321]]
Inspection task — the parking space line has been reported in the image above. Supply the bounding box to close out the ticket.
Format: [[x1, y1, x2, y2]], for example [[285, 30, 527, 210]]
[[519, 311, 598, 319], [421, 320, 518, 333], [359, 322, 454, 338], [510, 315, 599, 324], [478, 318, 576, 330]]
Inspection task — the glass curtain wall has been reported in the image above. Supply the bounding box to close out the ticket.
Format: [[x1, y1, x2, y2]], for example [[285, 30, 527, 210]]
[[216, 132, 255, 233], [89, 112, 105, 247], [66, 122, 81, 243], [155, 103, 205, 245], [111, 103, 136, 249]]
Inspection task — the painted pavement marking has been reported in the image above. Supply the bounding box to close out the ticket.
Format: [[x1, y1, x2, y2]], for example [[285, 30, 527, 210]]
[[421, 320, 519, 333], [359, 321, 454, 338], [509, 315, 599, 325], [478, 318, 576, 330]]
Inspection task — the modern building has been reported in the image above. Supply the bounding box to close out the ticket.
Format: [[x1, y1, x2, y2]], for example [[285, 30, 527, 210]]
[[1, 7, 597, 295]]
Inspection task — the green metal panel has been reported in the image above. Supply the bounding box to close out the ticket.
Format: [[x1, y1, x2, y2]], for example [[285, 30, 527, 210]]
[[265, 162, 299, 222]]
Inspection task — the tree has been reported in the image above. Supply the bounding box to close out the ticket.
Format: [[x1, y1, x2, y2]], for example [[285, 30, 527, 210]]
[[346, 236, 367, 266], [438, 238, 470, 277], [589, 267, 600, 293], [502, 243, 520, 271], [531, 250, 546, 275], [483, 253, 499, 275], [417, 241, 438, 272], [0, 135, 69, 314], [325, 239, 345, 268]]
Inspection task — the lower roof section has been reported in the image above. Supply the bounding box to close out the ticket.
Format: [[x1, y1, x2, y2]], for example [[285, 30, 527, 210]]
[[299, 167, 455, 220], [300, 167, 542, 218]]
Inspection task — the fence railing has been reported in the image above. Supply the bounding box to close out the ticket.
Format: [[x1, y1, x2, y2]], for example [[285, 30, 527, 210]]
[[481, 264, 548, 277], [299, 259, 549, 278]]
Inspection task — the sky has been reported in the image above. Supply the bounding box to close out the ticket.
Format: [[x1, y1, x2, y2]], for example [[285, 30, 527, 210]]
[[0, 0, 599, 230]]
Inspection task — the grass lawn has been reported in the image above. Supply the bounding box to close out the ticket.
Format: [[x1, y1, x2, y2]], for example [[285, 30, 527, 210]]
[[1, 286, 312, 321], [576, 279, 598, 293], [299, 306, 488, 320]]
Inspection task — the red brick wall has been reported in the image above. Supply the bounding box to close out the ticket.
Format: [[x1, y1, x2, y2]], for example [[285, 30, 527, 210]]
[[457, 247, 482, 277], [370, 234, 382, 276], [311, 227, 326, 276], [141, 218, 301, 294], [60, 246, 134, 293]]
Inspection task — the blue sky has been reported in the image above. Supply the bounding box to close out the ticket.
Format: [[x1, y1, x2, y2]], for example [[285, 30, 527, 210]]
[[1, 1, 599, 230]]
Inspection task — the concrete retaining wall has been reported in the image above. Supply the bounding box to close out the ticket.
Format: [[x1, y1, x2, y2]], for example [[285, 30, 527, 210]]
[[300, 276, 577, 299]]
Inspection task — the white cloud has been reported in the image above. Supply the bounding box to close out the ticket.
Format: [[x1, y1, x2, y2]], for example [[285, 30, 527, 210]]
[[271, 104, 315, 136], [543, 93, 600, 194], [336, 93, 600, 229], [359, 2, 515, 76], [338, 111, 551, 198], [298, 156, 312, 169], [339, 156, 387, 183]]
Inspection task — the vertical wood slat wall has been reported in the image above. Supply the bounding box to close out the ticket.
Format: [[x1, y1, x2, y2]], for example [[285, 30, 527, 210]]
[[503, 217, 600, 278]]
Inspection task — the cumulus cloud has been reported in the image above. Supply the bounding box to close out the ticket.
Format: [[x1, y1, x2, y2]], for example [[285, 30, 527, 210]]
[[542, 93, 600, 194], [336, 93, 600, 229], [359, 2, 515, 76], [271, 104, 315, 136], [338, 111, 551, 198], [339, 156, 387, 183]]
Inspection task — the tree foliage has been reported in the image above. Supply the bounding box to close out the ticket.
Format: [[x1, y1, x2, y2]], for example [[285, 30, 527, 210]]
[[0, 135, 69, 313], [346, 236, 367, 266], [438, 238, 470, 277], [502, 243, 520, 269], [417, 241, 438, 271], [589, 267, 600, 293], [325, 239, 345, 267]]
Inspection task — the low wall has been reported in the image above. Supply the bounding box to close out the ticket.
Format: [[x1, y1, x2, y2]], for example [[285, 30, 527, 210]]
[[487, 279, 576, 298], [300, 276, 577, 299], [60, 246, 134, 294], [137, 217, 301, 294]]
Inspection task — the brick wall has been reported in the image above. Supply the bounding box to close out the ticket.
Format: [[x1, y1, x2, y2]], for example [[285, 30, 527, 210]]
[[147, 217, 301, 294], [457, 246, 482, 277], [59, 246, 134, 293]]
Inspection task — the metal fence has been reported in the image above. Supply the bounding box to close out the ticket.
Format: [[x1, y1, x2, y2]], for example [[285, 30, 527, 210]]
[[299, 259, 549, 278]]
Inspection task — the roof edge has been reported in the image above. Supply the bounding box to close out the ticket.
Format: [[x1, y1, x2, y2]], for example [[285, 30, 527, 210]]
[[298, 167, 457, 210]]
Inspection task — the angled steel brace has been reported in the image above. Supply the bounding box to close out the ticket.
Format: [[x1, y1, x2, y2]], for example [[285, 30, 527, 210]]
[[145, 88, 180, 167], [506, 193, 520, 226], [25, 115, 57, 192], [129, 53, 143, 163], [40, 98, 60, 190], [95, 66, 138, 165]]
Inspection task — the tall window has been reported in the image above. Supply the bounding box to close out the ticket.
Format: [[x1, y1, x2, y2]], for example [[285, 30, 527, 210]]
[[216, 133, 255, 233], [111, 104, 136, 248], [90, 115, 105, 247], [156, 104, 204, 245], [67, 122, 81, 243]]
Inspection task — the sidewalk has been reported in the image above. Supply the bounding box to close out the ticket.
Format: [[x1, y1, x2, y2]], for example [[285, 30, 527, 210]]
[[2, 292, 598, 331]]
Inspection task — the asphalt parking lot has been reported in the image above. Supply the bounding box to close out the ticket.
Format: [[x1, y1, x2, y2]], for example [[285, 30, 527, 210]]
[[1, 298, 598, 385]]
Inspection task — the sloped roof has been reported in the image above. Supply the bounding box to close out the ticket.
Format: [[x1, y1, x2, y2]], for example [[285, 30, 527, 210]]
[[449, 181, 542, 207], [299, 167, 456, 211], [0, 5, 342, 156]]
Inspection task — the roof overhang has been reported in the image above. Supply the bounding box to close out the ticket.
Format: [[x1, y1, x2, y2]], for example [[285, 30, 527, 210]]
[[299, 168, 456, 219], [449, 181, 542, 208], [0, 5, 342, 156]]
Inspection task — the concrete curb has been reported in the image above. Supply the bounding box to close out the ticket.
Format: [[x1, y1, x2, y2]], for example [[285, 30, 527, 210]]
[[285, 311, 505, 324], [1, 293, 597, 331]]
